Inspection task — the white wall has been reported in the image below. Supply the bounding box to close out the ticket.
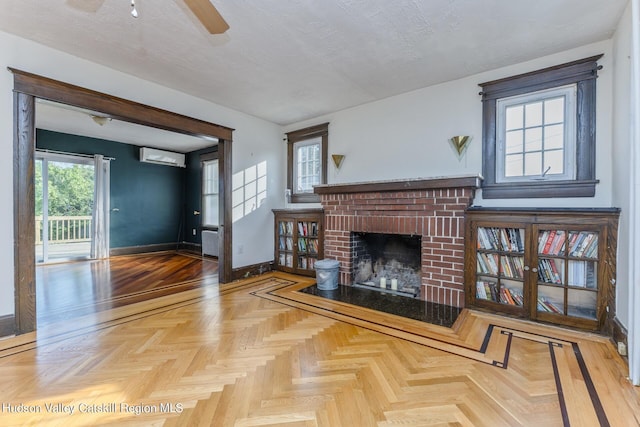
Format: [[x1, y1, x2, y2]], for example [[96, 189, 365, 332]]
[[284, 40, 615, 209], [611, 2, 633, 331], [0, 30, 283, 316], [283, 39, 631, 333]]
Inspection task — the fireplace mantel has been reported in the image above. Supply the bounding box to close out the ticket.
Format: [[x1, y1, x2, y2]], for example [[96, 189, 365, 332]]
[[314, 175, 482, 195]]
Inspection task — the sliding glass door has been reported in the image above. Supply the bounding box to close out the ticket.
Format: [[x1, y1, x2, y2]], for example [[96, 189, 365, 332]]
[[35, 153, 95, 263]]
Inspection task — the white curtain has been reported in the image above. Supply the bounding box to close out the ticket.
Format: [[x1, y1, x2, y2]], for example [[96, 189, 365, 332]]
[[91, 154, 111, 260]]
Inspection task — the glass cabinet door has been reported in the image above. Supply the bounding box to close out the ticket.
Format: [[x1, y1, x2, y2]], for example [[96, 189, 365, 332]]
[[475, 227, 525, 308], [535, 228, 598, 320]]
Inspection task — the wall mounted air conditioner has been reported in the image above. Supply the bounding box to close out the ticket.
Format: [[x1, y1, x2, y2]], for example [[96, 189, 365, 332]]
[[140, 147, 186, 168]]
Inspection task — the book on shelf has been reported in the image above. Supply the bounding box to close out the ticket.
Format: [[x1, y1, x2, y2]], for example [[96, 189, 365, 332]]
[[500, 287, 523, 306], [298, 222, 309, 236], [508, 228, 525, 252], [476, 254, 488, 274], [510, 288, 524, 306], [539, 230, 567, 255], [540, 230, 556, 254], [477, 253, 498, 275], [285, 237, 293, 251], [476, 282, 488, 299], [477, 227, 525, 252], [538, 258, 563, 285], [569, 231, 598, 258], [537, 297, 562, 314], [499, 228, 523, 252], [500, 288, 514, 305], [499, 229, 510, 252], [307, 239, 318, 254], [475, 282, 523, 306], [476, 281, 497, 301], [477, 228, 501, 251], [500, 255, 524, 279], [549, 231, 566, 255], [567, 260, 596, 288], [298, 238, 307, 252], [279, 221, 290, 236]]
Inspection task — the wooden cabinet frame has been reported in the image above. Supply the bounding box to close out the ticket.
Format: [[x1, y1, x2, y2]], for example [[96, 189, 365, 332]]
[[273, 209, 324, 277], [464, 207, 619, 331]]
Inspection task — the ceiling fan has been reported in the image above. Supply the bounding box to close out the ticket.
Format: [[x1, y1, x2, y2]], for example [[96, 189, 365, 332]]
[[66, 0, 229, 34], [182, 0, 229, 34]]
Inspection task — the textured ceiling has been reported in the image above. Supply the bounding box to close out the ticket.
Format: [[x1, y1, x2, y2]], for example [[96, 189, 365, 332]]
[[0, 0, 628, 139]]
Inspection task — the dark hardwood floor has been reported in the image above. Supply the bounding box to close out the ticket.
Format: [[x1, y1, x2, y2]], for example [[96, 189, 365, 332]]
[[36, 251, 219, 324]]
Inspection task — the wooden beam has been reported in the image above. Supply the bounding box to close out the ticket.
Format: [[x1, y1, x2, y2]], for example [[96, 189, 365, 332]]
[[8, 68, 234, 141]]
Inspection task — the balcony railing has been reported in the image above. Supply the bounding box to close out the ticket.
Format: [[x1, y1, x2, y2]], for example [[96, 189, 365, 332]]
[[35, 215, 92, 244]]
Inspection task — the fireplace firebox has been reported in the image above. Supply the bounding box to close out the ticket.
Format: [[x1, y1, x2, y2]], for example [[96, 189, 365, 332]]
[[352, 232, 421, 297]]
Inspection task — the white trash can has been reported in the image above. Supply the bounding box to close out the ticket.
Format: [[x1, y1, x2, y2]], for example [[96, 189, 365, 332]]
[[315, 259, 339, 290]]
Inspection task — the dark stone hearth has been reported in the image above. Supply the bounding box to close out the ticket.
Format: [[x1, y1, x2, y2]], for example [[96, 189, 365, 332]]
[[299, 284, 461, 327]]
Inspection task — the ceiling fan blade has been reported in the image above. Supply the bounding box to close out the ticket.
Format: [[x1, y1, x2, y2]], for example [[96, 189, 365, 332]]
[[183, 0, 230, 34], [66, 0, 105, 13]]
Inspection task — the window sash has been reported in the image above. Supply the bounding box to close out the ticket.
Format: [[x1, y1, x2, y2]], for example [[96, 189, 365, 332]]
[[293, 137, 321, 194], [202, 159, 219, 227], [496, 85, 576, 183]]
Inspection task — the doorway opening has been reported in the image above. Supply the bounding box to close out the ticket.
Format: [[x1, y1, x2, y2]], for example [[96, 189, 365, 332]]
[[35, 152, 95, 263], [12, 68, 233, 335]]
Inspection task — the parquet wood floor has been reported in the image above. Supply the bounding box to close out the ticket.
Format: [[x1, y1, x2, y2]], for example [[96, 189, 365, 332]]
[[36, 251, 219, 324], [1, 272, 638, 426]]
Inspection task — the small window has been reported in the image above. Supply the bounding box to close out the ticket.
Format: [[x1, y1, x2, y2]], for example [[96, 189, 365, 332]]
[[293, 137, 321, 193], [202, 158, 219, 227], [286, 123, 328, 203], [479, 55, 602, 199], [496, 85, 576, 183]]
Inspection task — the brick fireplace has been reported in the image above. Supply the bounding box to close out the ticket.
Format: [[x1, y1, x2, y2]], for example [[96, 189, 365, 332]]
[[315, 176, 481, 307]]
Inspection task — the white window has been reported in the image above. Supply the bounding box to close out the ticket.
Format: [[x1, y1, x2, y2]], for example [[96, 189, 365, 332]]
[[479, 55, 601, 199], [202, 159, 219, 227], [496, 85, 576, 183], [286, 123, 328, 203], [293, 137, 321, 194]]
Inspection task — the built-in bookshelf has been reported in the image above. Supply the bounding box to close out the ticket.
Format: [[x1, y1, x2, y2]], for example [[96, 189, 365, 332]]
[[273, 209, 323, 277], [465, 208, 619, 331]]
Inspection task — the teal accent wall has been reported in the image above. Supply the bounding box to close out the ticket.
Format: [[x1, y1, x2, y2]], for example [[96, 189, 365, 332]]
[[36, 129, 185, 249]]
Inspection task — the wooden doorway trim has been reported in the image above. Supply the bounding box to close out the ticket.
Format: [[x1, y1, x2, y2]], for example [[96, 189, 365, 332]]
[[10, 68, 234, 334]]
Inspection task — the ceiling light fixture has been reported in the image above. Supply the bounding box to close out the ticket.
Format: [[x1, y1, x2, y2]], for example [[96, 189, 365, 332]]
[[130, 0, 138, 18], [91, 115, 112, 126]]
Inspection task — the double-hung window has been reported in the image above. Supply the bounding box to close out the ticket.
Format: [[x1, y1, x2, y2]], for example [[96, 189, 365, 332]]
[[202, 157, 219, 227], [293, 137, 322, 193], [479, 55, 602, 199], [286, 123, 328, 203]]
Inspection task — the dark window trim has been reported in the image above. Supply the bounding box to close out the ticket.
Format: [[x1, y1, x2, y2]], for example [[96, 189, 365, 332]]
[[286, 122, 329, 203], [479, 55, 602, 199]]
